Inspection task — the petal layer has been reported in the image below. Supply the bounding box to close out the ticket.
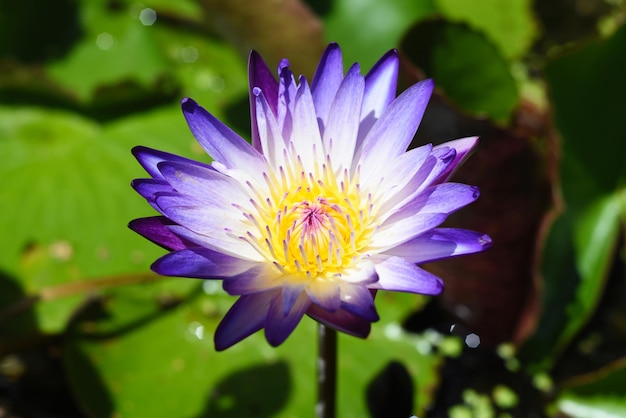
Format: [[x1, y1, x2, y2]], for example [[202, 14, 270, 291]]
[[128, 216, 188, 251], [311, 43, 344, 135], [371, 256, 443, 295], [214, 291, 276, 351], [306, 304, 371, 338], [432, 136, 479, 183], [249, 50, 279, 151], [358, 79, 433, 174], [358, 49, 399, 144], [152, 248, 256, 279], [265, 290, 311, 346], [181, 98, 265, 173], [383, 228, 493, 264], [322, 63, 365, 170], [132, 146, 209, 179]]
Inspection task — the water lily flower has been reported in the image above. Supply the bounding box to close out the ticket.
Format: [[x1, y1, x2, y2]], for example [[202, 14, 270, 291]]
[[130, 43, 491, 350]]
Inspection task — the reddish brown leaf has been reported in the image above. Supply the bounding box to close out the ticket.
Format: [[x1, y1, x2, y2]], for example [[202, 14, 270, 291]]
[[198, 0, 326, 78], [400, 54, 559, 347]]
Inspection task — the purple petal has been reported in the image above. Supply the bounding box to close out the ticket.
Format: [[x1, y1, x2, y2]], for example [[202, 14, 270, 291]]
[[277, 59, 296, 140], [369, 150, 479, 251], [322, 63, 365, 170], [282, 283, 307, 314], [291, 77, 324, 172], [154, 194, 261, 260], [361, 143, 432, 196], [132, 146, 209, 179], [131, 178, 174, 206], [128, 216, 188, 251], [254, 87, 288, 168], [340, 259, 378, 284], [214, 291, 276, 351], [152, 248, 257, 279], [339, 284, 379, 322], [306, 304, 371, 338], [359, 49, 399, 143], [311, 43, 344, 136], [154, 194, 239, 233], [181, 97, 265, 172], [432, 136, 479, 183], [358, 79, 434, 173], [157, 160, 251, 210], [167, 224, 262, 261], [249, 50, 279, 151], [383, 228, 493, 264], [384, 183, 480, 224], [222, 264, 283, 295], [371, 256, 443, 295], [371, 213, 447, 251], [416, 146, 457, 189], [305, 279, 341, 311], [264, 290, 311, 346], [378, 146, 457, 214]]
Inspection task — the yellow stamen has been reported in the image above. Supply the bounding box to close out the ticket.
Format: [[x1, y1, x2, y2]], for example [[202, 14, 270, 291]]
[[244, 154, 377, 281]]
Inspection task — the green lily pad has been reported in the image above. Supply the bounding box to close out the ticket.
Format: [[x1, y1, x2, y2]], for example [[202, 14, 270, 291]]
[[0, 19, 248, 334], [0, 103, 225, 334], [63, 286, 442, 417], [401, 20, 519, 122], [323, 0, 437, 69], [435, 0, 538, 59], [556, 360, 626, 417], [519, 24, 626, 368], [47, 5, 171, 102]]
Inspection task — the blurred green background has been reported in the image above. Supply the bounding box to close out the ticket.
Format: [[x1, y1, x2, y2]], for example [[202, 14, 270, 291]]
[[1, 0, 626, 417]]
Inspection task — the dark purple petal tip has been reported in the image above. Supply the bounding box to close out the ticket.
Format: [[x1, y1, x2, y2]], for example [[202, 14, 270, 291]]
[[471, 186, 480, 199], [439, 147, 457, 164], [181, 96, 197, 113], [128, 216, 188, 251], [306, 304, 372, 338], [278, 58, 290, 71], [478, 233, 493, 249]]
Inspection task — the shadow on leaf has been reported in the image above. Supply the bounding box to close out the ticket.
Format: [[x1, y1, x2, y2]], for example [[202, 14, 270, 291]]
[[63, 340, 114, 418], [197, 360, 292, 418], [0, 268, 39, 343], [366, 360, 414, 418]]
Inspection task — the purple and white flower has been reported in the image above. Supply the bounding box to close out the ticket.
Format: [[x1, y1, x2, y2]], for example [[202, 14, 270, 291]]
[[130, 43, 491, 350]]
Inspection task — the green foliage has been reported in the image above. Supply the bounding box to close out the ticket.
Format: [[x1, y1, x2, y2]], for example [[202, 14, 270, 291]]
[[520, 23, 626, 369], [64, 289, 440, 417], [402, 20, 519, 122], [323, 0, 437, 69], [435, 0, 538, 59], [1, 0, 626, 416], [556, 360, 626, 417], [47, 12, 169, 101], [0, 105, 204, 333], [430, 23, 518, 121]]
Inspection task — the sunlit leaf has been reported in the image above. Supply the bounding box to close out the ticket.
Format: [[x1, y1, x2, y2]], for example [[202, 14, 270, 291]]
[[435, 0, 538, 59], [64, 288, 442, 417], [197, 0, 327, 78], [130, 0, 201, 19], [0, 107, 194, 332], [520, 24, 626, 368], [401, 20, 519, 122], [48, 7, 170, 102], [323, 0, 437, 70], [556, 359, 626, 418]]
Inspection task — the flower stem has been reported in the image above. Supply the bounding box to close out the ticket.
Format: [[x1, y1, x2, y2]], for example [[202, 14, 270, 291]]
[[316, 323, 337, 418]]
